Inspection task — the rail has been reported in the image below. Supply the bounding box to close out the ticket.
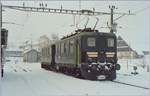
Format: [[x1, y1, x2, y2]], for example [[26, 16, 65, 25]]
[[112, 80, 150, 90]]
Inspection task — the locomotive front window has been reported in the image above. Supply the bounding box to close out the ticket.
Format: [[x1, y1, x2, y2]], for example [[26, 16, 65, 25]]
[[87, 37, 95, 47], [107, 38, 114, 47]]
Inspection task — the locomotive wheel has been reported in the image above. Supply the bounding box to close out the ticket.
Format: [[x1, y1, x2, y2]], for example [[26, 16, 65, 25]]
[[73, 69, 83, 78], [80, 67, 97, 80], [55, 65, 60, 72]]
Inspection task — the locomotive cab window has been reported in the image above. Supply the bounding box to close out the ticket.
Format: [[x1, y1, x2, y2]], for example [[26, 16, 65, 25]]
[[107, 38, 114, 47], [87, 37, 95, 47]]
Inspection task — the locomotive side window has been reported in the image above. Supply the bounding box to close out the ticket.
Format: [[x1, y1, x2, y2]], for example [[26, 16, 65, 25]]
[[48, 47, 50, 56], [47, 47, 49, 56], [69, 40, 74, 54], [57, 44, 59, 56], [66, 41, 69, 55], [107, 38, 114, 47], [44, 48, 46, 57], [64, 42, 67, 54], [87, 37, 95, 47], [41, 48, 43, 56], [46, 48, 48, 57], [43, 48, 45, 57], [61, 43, 64, 55], [59, 43, 61, 56]]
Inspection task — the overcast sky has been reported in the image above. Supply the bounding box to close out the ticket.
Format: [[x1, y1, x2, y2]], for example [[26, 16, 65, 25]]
[[1, 0, 150, 54]]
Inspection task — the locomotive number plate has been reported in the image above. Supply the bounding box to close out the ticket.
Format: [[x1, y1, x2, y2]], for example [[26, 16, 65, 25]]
[[97, 75, 106, 80]]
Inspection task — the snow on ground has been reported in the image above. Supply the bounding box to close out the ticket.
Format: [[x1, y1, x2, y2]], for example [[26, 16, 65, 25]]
[[5, 57, 23, 64], [117, 57, 150, 88], [1, 61, 150, 96]]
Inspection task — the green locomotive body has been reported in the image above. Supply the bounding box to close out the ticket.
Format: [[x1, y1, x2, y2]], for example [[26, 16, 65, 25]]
[[41, 28, 120, 80]]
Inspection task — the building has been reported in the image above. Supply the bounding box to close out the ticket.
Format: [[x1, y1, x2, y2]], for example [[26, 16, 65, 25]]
[[5, 48, 23, 63], [23, 49, 41, 63], [5, 48, 23, 57], [117, 36, 139, 59]]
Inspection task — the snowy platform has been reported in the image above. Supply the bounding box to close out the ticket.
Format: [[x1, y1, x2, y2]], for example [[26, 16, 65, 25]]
[[1, 62, 150, 96]]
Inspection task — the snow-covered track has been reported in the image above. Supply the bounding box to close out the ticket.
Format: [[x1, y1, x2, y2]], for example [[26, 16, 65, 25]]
[[112, 81, 150, 90]]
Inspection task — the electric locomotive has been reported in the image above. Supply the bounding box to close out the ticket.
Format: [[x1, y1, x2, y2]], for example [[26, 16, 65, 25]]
[[41, 28, 120, 80]]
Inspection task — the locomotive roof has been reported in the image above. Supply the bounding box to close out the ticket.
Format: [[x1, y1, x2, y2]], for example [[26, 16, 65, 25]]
[[54, 28, 116, 44], [63, 29, 115, 38]]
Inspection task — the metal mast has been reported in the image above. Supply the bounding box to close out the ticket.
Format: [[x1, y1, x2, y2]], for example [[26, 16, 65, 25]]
[[109, 5, 116, 33]]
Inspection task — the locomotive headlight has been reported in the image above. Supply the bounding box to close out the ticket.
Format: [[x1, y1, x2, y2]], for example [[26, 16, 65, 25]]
[[87, 52, 98, 57], [91, 62, 97, 65], [106, 52, 115, 57]]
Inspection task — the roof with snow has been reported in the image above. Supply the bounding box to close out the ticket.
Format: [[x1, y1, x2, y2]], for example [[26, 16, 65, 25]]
[[6, 47, 23, 51], [23, 49, 39, 54], [117, 35, 133, 52]]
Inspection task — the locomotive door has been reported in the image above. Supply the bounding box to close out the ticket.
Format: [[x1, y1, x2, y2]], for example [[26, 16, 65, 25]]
[[76, 39, 80, 65], [51, 44, 56, 66]]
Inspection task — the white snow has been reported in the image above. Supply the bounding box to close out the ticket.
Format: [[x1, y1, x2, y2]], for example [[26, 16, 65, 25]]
[[5, 57, 23, 64], [1, 60, 150, 96], [117, 57, 150, 88]]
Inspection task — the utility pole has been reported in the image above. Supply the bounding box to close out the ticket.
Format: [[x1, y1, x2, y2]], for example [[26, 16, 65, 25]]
[[0, 2, 2, 78], [109, 5, 117, 33]]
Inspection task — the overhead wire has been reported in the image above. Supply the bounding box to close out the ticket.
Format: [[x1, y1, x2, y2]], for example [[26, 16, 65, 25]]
[[134, 6, 149, 14]]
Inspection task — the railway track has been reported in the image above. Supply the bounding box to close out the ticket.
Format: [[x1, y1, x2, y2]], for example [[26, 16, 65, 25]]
[[51, 71, 150, 90], [112, 80, 150, 90]]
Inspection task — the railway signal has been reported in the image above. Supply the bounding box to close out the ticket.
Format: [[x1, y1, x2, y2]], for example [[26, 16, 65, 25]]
[[1, 28, 8, 46]]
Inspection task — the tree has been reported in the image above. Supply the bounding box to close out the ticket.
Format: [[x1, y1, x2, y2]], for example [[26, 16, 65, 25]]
[[51, 33, 59, 41], [39, 35, 51, 48]]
